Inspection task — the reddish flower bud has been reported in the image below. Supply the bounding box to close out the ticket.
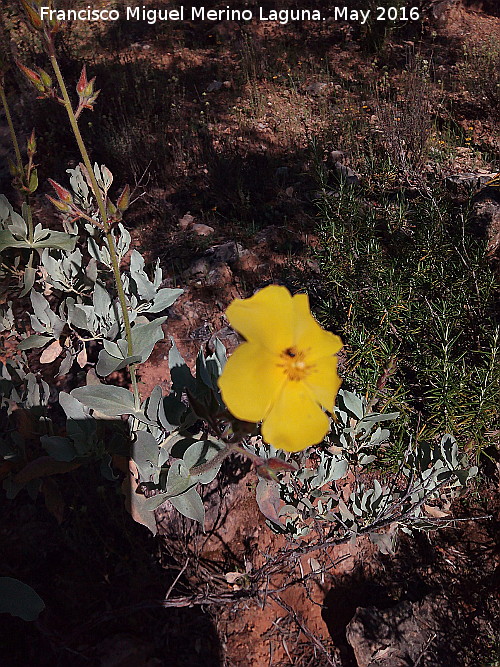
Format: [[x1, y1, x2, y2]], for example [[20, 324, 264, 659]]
[[48, 178, 73, 204], [27, 129, 37, 157], [117, 184, 130, 212], [255, 456, 298, 481], [76, 65, 87, 94], [17, 61, 43, 89], [46, 194, 71, 212]]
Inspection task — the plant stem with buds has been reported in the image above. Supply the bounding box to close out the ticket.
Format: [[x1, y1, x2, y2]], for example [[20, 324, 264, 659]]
[[0, 81, 34, 245], [49, 53, 140, 409]]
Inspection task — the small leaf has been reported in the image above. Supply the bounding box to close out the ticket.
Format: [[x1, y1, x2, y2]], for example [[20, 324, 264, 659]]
[[122, 460, 157, 535], [71, 385, 135, 416], [132, 431, 159, 482], [18, 335, 53, 351], [256, 479, 283, 525], [0, 577, 45, 621], [40, 436, 77, 462], [40, 340, 63, 364], [169, 487, 205, 525], [340, 391, 365, 419]]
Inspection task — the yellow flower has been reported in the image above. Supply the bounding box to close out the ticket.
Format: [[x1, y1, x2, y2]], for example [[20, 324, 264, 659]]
[[218, 286, 343, 452]]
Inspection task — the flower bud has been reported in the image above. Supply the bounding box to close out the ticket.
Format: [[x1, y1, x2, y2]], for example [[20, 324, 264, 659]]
[[48, 178, 73, 204], [46, 194, 71, 212], [255, 456, 298, 481]]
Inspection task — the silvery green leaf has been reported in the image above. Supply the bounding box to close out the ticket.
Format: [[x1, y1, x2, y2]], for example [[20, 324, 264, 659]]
[[57, 350, 73, 376], [158, 394, 186, 431], [17, 335, 53, 351], [128, 488, 158, 535], [95, 349, 141, 377], [93, 282, 112, 320], [169, 486, 205, 525], [361, 412, 400, 424], [145, 385, 163, 422], [86, 258, 98, 283], [9, 210, 28, 237], [71, 385, 155, 425], [149, 287, 183, 313], [358, 454, 376, 466], [0, 195, 11, 224], [40, 436, 78, 462], [0, 577, 45, 621], [70, 304, 94, 331], [130, 250, 156, 301], [60, 390, 91, 420], [19, 265, 36, 297], [93, 163, 113, 192], [337, 498, 355, 523], [115, 224, 131, 257], [67, 166, 90, 207], [369, 531, 396, 555], [341, 391, 365, 419], [143, 491, 173, 512], [71, 385, 136, 416], [0, 304, 14, 332], [0, 230, 31, 251], [213, 338, 227, 371], [183, 440, 223, 484], [132, 431, 159, 482], [31, 229, 77, 252], [130, 317, 168, 363], [153, 260, 162, 288], [370, 427, 390, 445], [25, 373, 40, 408], [41, 250, 66, 290]]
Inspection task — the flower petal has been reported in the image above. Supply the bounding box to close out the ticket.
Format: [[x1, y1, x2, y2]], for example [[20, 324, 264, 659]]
[[218, 342, 284, 423], [292, 293, 343, 361], [304, 355, 342, 412], [226, 285, 294, 354], [262, 381, 330, 452]]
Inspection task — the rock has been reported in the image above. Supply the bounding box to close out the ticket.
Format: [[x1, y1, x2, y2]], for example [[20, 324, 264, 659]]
[[304, 81, 328, 95], [188, 257, 211, 278], [207, 80, 223, 92], [445, 173, 498, 192], [334, 162, 360, 186], [178, 212, 195, 230], [236, 249, 263, 273], [329, 150, 345, 163], [471, 190, 500, 257], [94, 633, 152, 667], [346, 601, 427, 667], [206, 262, 233, 288], [191, 223, 214, 236], [206, 241, 243, 264]]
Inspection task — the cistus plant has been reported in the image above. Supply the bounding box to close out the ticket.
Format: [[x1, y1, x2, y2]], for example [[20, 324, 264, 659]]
[[0, 0, 478, 585]]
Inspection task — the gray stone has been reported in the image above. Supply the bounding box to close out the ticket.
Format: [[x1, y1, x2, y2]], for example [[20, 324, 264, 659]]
[[346, 601, 427, 667], [445, 173, 497, 192], [334, 162, 360, 186], [206, 241, 243, 265]]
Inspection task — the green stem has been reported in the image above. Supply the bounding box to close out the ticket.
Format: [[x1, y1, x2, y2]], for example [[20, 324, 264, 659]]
[[0, 81, 34, 244], [189, 442, 239, 477], [0, 81, 22, 171], [49, 54, 140, 410]]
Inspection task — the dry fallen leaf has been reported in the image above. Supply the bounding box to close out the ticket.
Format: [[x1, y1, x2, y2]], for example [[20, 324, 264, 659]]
[[40, 340, 63, 364]]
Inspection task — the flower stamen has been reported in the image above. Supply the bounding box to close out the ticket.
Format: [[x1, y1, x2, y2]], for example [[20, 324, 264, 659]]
[[277, 346, 314, 381]]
